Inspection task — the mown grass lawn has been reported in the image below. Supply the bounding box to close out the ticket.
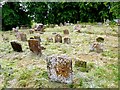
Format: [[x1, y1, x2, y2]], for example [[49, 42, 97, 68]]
[[0, 23, 118, 88]]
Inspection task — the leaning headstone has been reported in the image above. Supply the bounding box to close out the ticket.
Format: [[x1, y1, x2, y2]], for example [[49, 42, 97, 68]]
[[28, 39, 42, 55], [63, 29, 69, 35], [16, 32, 27, 41], [12, 28, 18, 32], [89, 42, 103, 53], [29, 29, 34, 34], [75, 60, 87, 68], [46, 37, 53, 42], [74, 25, 81, 33], [46, 55, 73, 84], [60, 23, 63, 27], [34, 23, 44, 32], [55, 34, 62, 43], [34, 35, 41, 42], [10, 40, 22, 52], [64, 38, 71, 44], [20, 33, 27, 41]]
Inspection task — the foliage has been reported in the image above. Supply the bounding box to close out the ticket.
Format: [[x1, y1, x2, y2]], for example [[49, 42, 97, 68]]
[[2, 2, 120, 31]]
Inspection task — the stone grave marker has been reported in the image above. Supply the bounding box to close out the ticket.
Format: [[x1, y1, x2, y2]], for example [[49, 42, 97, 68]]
[[34, 23, 44, 32], [59, 23, 63, 27], [46, 55, 73, 84], [64, 37, 71, 44], [16, 32, 27, 41], [55, 34, 62, 43], [28, 39, 42, 55], [10, 40, 23, 52], [89, 42, 103, 53], [63, 29, 69, 35], [46, 37, 53, 42], [29, 29, 34, 34], [12, 27, 18, 32], [75, 60, 87, 68], [74, 25, 81, 33]]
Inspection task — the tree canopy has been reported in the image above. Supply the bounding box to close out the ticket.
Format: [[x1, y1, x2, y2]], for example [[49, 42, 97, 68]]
[[1, 2, 120, 31]]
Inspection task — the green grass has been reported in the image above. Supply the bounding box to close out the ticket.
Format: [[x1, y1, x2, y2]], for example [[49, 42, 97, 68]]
[[0, 23, 118, 88]]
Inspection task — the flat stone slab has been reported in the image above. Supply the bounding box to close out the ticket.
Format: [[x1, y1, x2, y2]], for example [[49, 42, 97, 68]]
[[46, 55, 73, 84]]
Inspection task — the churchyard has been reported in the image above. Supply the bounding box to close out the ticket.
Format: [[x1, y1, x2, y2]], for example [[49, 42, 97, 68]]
[[0, 23, 118, 88]]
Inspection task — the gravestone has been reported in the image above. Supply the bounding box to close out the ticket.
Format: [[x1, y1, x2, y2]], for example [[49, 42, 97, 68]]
[[89, 42, 103, 53], [55, 34, 62, 43], [34, 23, 44, 32], [63, 29, 69, 35], [28, 39, 42, 55], [29, 29, 34, 34], [16, 32, 27, 41], [12, 27, 18, 32], [60, 23, 63, 27], [46, 55, 73, 84], [46, 37, 53, 42], [10, 40, 22, 52], [64, 38, 71, 44], [74, 25, 81, 33], [34, 35, 41, 42], [75, 60, 87, 68]]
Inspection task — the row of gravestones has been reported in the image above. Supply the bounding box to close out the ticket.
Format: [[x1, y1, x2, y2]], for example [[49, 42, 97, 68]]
[[10, 24, 104, 84]]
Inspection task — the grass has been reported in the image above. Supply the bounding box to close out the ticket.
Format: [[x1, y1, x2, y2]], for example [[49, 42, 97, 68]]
[[0, 23, 118, 88]]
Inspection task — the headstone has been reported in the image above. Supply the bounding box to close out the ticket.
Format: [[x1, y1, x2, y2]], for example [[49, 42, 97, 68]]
[[64, 38, 71, 44], [28, 39, 42, 55], [34, 23, 44, 32], [46, 37, 53, 42], [16, 32, 27, 41], [46, 55, 73, 84], [63, 29, 69, 35], [89, 42, 103, 53], [55, 34, 62, 43], [75, 60, 87, 68], [29, 29, 34, 34], [10, 40, 22, 52], [74, 25, 81, 33], [12, 28, 18, 32], [34, 35, 41, 42], [60, 23, 63, 27]]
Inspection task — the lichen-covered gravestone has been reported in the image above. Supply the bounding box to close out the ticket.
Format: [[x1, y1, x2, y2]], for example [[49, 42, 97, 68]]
[[64, 37, 71, 44], [10, 40, 22, 52], [55, 34, 62, 43], [46, 55, 73, 84], [28, 39, 42, 55], [63, 29, 69, 35]]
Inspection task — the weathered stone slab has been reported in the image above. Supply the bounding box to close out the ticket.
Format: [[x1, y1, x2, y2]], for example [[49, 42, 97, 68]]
[[46, 55, 73, 84], [64, 38, 71, 44], [63, 29, 69, 35], [75, 60, 87, 68], [28, 39, 42, 55], [89, 42, 103, 53], [10, 40, 22, 52], [55, 34, 62, 43]]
